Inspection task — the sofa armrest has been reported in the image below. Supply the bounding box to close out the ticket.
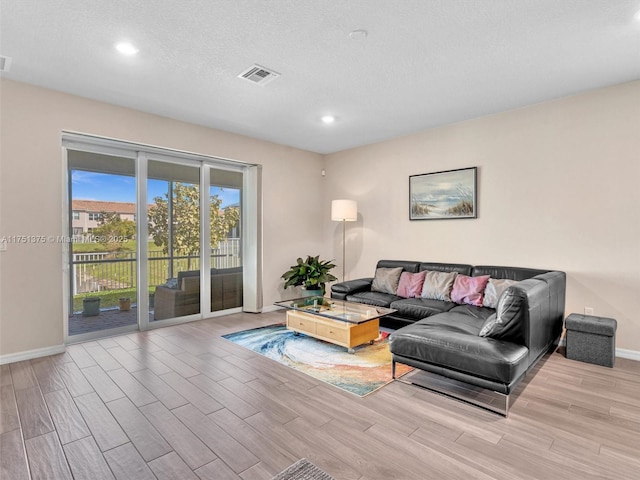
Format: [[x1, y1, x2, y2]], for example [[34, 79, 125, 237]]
[[331, 278, 374, 300], [532, 271, 566, 335], [512, 275, 564, 364], [154, 284, 200, 320]]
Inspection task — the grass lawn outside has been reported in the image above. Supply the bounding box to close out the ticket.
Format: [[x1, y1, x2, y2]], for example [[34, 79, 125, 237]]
[[70, 239, 239, 313]]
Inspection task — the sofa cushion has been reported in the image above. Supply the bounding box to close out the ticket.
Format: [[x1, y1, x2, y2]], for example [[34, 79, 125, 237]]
[[479, 286, 527, 342], [451, 274, 490, 306], [449, 304, 496, 321], [215, 266, 243, 275], [390, 298, 456, 320], [377, 260, 421, 273], [483, 278, 519, 309], [415, 312, 485, 333], [181, 276, 200, 294], [347, 291, 402, 308], [390, 313, 530, 384], [397, 271, 427, 298], [472, 265, 549, 281], [420, 270, 458, 301], [418, 263, 472, 275], [332, 278, 373, 296], [371, 267, 403, 295]]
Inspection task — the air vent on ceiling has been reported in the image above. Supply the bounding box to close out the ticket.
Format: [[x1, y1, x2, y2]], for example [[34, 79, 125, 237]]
[[0, 56, 13, 72], [238, 64, 280, 86]]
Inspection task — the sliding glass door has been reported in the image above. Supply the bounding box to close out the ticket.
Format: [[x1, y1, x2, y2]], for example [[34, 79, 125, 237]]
[[67, 151, 139, 338], [147, 159, 202, 322], [209, 167, 243, 314], [64, 134, 253, 342]]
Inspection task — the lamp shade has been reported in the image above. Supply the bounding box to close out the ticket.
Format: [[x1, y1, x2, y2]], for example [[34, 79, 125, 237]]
[[331, 199, 357, 222]]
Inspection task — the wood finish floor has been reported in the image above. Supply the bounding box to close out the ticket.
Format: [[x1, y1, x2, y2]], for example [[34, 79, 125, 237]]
[[1, 311, 639, 480]]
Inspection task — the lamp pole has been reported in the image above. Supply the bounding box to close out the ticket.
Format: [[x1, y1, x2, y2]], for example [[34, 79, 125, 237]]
[[331, 199, 357, 282], [341, 218, 346, 281]]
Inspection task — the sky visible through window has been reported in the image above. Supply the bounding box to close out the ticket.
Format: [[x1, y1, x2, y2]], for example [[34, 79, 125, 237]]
[[71, 171, 240, 207]]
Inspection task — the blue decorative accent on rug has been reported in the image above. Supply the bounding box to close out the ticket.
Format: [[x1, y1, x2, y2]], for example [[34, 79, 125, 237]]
[[222, 323, 412, 396]]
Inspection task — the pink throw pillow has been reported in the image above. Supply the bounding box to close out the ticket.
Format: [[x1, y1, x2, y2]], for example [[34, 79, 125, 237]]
[[450, 274, 490, 306], [396, 271, 427, 298]]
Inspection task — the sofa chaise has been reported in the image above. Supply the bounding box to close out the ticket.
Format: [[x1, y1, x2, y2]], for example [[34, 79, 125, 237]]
[[331, 260, 566, 415]]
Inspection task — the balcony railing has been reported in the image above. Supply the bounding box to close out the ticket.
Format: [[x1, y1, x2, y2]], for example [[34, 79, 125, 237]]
[[72, 238, 241, 295]]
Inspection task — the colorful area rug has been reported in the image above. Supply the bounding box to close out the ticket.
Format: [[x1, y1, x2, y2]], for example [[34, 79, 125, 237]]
[[222, 323, 412, 396]]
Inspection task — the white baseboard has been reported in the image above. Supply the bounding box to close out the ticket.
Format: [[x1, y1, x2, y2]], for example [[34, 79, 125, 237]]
[[0, 344, 66, 365], [616, 348, 640, 361]]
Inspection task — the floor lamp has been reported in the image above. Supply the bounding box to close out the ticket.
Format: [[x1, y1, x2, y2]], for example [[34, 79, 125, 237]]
[[331, 199, 358, 281]]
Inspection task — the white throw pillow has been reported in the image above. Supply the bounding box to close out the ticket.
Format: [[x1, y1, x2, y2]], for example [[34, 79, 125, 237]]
[[420, 270, 458, 302], [483, 278, 518, 309]]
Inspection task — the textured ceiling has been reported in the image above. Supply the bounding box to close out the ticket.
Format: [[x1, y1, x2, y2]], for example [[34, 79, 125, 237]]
[[2, 1, 639, 154]]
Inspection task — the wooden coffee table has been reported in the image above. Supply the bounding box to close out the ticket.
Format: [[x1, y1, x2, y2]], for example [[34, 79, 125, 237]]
[[274, 296, 396, 353]]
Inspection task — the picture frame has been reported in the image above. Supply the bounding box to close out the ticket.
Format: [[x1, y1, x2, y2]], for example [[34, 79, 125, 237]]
[[409, 167, 477, 220]]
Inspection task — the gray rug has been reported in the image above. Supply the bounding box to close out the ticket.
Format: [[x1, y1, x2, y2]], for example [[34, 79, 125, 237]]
[[271, 459, 336, 480]]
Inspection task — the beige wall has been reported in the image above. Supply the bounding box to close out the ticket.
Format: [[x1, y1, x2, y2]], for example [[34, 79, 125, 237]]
[[324, 81, 640, 352], [0, 79, 325, 357], [2, 78, 639, 358]]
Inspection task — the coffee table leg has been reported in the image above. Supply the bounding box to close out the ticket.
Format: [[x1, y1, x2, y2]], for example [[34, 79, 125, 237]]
[[347, 348, 355, 354]]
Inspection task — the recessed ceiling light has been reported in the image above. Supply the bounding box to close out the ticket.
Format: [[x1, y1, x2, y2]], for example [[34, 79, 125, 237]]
[[321, 115, 336, 124], [115, 42, 139, 55], [349, 29, 368, 40]]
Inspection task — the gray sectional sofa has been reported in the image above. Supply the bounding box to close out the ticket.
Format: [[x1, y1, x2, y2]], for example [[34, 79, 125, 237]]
[[331, 260, 566, 415]]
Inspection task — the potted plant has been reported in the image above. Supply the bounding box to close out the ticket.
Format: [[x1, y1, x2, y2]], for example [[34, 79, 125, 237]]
[[82, 296, 101, 316], [281, 255, 337, 296]]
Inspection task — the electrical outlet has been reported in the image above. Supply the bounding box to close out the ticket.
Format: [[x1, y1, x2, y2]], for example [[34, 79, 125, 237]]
[[584, 307, 594, 316]]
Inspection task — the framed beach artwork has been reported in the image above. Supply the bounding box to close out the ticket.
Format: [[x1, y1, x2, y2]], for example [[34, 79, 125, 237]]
[[409, 167, 477, 220]]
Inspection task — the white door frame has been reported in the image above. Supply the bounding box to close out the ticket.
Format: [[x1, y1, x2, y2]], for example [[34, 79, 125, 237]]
[[62, 132, 261, 343]]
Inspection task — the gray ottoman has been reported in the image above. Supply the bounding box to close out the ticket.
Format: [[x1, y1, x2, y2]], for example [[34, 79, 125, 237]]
[[565, 314, 617, 367]]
